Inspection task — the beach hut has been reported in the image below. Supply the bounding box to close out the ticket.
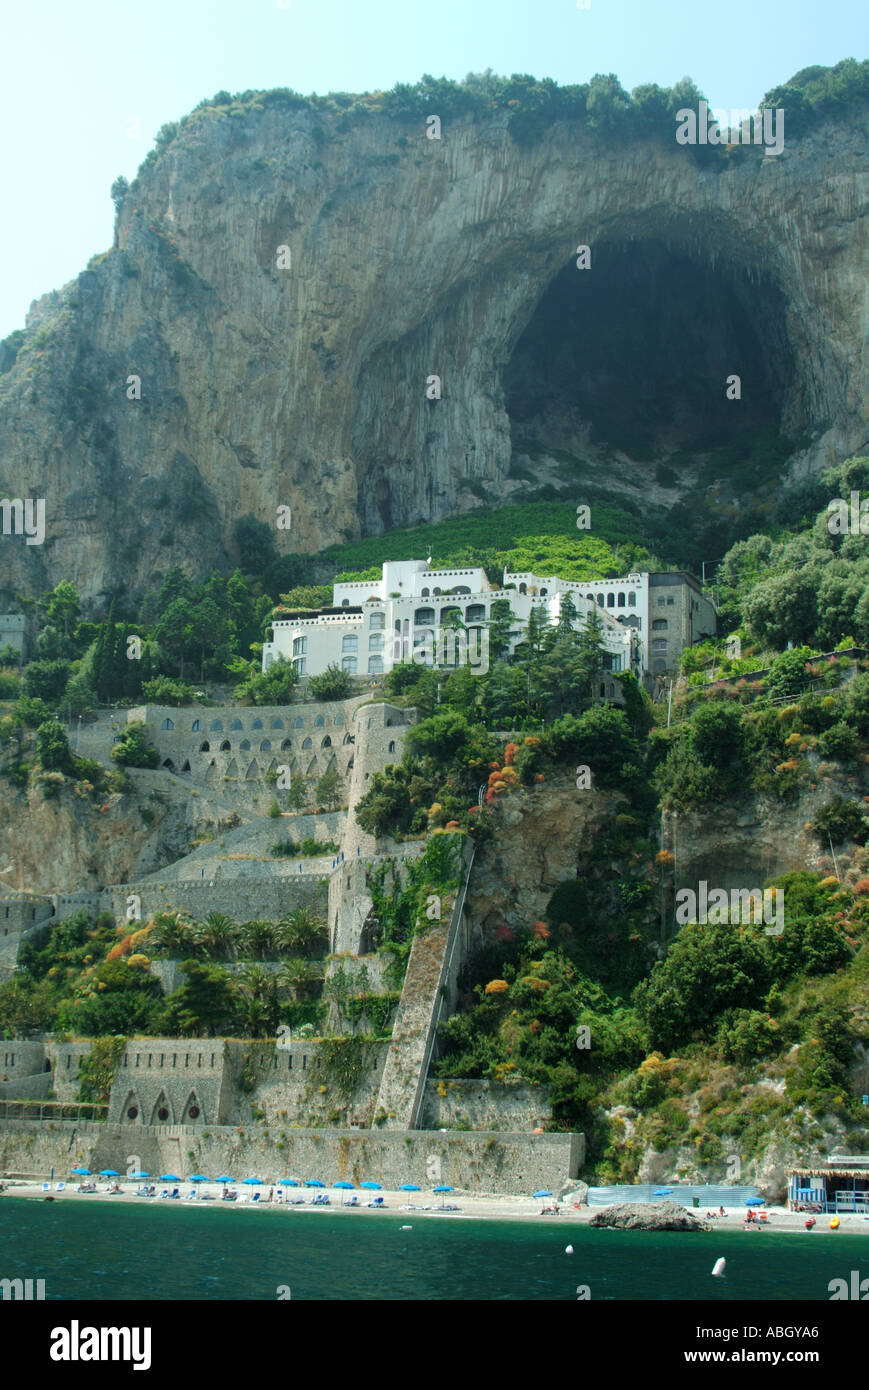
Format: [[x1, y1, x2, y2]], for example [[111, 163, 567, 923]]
[[788, 1158, 869, 1215]]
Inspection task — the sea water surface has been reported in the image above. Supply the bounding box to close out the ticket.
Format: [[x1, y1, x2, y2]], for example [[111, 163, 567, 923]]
[[1, 1198, 866, 1300]]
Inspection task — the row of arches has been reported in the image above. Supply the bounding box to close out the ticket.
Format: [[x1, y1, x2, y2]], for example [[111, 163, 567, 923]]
[[161, 752, 352, 781], [120, 1089, 204, 1125], [197, 733, 353, 753], [161, 713, 348, 733]]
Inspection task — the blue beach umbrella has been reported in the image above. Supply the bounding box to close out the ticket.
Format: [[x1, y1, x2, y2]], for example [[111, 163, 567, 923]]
[[745, 1197, 765, 1207], [399, 1184, 421, 1192], [334, 1181, 354, 1190], [159, 1174, 181, 1182], [242, 1177, 263, 1185], [100, 1169, 120, 1177], [434, 1184, 455, 1208], [533, 1190, 553, 1199], [129, 1172, 149, 1180], [216, 1176, 234, 1184], [71, 1168, 90, 1175], [653, 1188, 674, 1197], [278, 1179, 298, 1187], [188, 1175, 209, 1183], [304, 1179, 325, 1188], [361, 1181, 382, 1190]]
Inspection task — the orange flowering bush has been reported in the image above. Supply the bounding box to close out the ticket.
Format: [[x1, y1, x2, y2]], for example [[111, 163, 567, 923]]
[[484, 979, 510, 995], [655, 849, 675, 866]]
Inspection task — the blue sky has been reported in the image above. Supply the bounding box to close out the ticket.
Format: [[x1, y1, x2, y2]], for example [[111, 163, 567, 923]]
[[0, 0, 864, 338]]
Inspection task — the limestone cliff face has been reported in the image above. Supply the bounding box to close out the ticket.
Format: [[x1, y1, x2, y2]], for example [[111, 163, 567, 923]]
[[0, 100, 865, 604], [0, 770, 232, 894]]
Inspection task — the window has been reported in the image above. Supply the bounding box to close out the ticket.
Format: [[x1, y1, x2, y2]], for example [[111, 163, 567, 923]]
[[199, 741, 210, 752], [368, 656, 383, 675], [271, 718, 284, 729], [466, 604, 485, 623], [667, 597, 675, 606], [420, 588, 430, 598], [252, 718, 263, 730], [415, 607, 435, 626], [652, 619, 668, 630], [628, 592, 636, 607], [294, 717, 304, 728], [652, 638, 668, 652], [369, 612, 385, 630], [295, 658, 307, 675], [302, 737, 313, 750], [597, 594, 604, 607], [240, 739, 250, 751], [658, 597, 666, 607], [192, 719, 202, 732], [314, 715, 325, 727], [321, 736, 332, 748], [369, 633, 384, 651], [334, 714, 344, 726], [388, 740, 396, 753], [617, 592, 625, 608], [341, 598, 349, 607], [342, 657, 358, 674], [342, 635, 358, 653], [210, 720, 223, 731], [606, 593, 614, 607], [293, 636, 307, 656], [161, 718, 174, 730], [260, 740, 271, 751], [220, 740, 231, 751], [231, 719, 243, 730]]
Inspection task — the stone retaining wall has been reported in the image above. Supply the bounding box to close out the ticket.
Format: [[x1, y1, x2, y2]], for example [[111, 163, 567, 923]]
[[0, 1119, 583, 1193]]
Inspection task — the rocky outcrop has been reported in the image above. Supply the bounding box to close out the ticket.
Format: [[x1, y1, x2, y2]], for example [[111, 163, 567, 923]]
[[589, 1200, 710, 1231], [0, 97, 865, 604]]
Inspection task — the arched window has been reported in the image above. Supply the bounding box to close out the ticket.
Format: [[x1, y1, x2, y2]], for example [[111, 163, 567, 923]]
[[420, 588, 430, 599], [192, 718, 202, 732], [281, 738, 292, 750], [540, 588, 548, 598], [252, 718, 263, 730], [368, 656, 384, 675], [220, 740, 231, 752], [433, 587, 441, 597], [341, 635, 358, 654], [617, 592, 625, 608], [271, 717, 284, 729], [628, 592, 636, 607], [314, 715, 325, 727], [240, 739, 251, 751], [294, 717, 304, 728], [652, 619, 668, 630], [321, 735, 332, 748], [181, 759, 191, 773], [210, 720, 223, 731], [199, 741, 210, 752], [607, 593, 615, 607], [465, 604, 485, 623], [342, 657, 357, 675], [341, 598, 350, 607], [652, 638, 668, 652], [334, 714, 344, 726], [388, 741, 396, 754], [599, 683, 606, 697], [518, 583, 526, 595], [161, 717, 174, 730], [260, 739, 271, 751], [415, 607, 435, 626], [586, 594, 594, 602], [231, 719, 243, 730], [162, 758, 175, 770], [597, 594, 604, 607], [369, 612, 385, 630], [302, 737, 312, 750]]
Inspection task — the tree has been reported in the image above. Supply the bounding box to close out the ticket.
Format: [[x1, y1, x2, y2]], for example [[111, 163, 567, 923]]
[[406, 710, 471, 761], [315, 765, 343, 810], [574, 607, 607, 705], [556, 591, 579, 640], [22, 658, 71, 704], [160, 960, 238, 1036], [39, 581, 81, 645], [285, 775, 308, 812], [111, 721, 159, 768], [238, 656, 299, 705], [308, 663, 354, 701], [110, 175, 129, 213], [234, 514, 278, 575], [486, 599, 515, 662], [36, 718, 74, 774]]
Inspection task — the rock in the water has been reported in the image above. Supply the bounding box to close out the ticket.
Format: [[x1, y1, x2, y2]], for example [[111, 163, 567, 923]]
[[589, 1201, 710, 1232]]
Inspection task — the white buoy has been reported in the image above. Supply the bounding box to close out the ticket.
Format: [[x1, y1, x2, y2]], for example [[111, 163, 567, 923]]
[[565, 1245, 574, 1255], [400, 1225, 412, 1231], [712, 1257, 726, 1277]]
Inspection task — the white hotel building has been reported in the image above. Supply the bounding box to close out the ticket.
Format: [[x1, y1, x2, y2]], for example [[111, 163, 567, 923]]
[[261, 560, 715, 691]]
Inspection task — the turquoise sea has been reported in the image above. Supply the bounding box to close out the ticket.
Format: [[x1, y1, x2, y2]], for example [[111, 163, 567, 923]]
[[1, 1198, 866, 1300]]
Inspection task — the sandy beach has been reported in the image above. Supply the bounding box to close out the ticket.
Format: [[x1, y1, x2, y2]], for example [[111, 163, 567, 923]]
[[2, 1180, 868, 1232]]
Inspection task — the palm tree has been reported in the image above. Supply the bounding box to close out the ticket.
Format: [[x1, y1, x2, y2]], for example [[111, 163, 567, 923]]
[[238, 919, 277, 960], [277, 957, 321, 1003], [147, 910, 196, 958], [235, 964, 280, 1033], [277, 908, 329, 958], [195, 912, 239, 961]]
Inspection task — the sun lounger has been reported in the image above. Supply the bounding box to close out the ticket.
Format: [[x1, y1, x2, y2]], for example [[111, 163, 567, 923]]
[[55, 1182, 65, 1192], [42, 1183, 50, 1192], [252, 1192, 261, 1203]]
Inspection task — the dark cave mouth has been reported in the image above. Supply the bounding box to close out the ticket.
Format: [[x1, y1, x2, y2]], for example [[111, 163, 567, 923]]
[[504, 239, 800, 497]]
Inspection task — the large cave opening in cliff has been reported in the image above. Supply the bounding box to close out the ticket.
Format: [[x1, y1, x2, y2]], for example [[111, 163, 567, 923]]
[[504, 238, 798, 508]]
